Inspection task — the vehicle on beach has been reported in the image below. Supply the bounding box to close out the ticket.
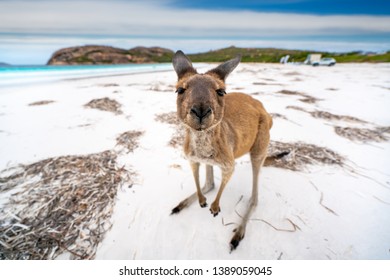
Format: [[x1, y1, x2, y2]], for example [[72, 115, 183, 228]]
[[312, 57, 336, 66], [303, 54, 336, 66]]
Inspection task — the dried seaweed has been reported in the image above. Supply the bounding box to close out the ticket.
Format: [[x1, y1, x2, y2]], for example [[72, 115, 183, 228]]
[[116, 130, 144, 152], [28, 100, 55, 106], [270, 113, 288, 120], [283, 71, 301, 76], [99, 83, 119, 87], [299, 97, 318, 104], [155, 112, 185, 148], [277, 90, 321, 104], [287, 106, 368, 124], [149, 83, 175, 92], [84, 98, 122, 114], [286, 105, 308, 112], [334, 126, 389, 143], [257, 218, 301, 232], [376, 126, 390, 135], [311, 111, 367, 123], [169, 129, 186, 148], [155, 112, 180, 126], [0, 150, 134, 260], [278, 90, 304, 96], [253, 82, 284, 86], [270, 112, 302, 126], [264, 141, 345, 171]]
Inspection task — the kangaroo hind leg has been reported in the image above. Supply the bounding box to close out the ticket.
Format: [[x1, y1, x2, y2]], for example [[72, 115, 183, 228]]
[[230, 120, 270, 251]]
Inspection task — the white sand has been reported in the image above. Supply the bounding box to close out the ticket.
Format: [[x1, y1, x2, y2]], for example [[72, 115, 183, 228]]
[[0, 63, 389, 259]]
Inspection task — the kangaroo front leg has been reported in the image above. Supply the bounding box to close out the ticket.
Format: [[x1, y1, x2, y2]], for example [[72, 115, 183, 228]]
[[210, 166, 234, 217], [171, 163, 215, 215], [189, 161, 207, 207]]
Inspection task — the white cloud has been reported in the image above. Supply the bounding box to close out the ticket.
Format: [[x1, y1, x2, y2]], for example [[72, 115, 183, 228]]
[[1, 0, 389, 37], [1, 0, 389, 64]]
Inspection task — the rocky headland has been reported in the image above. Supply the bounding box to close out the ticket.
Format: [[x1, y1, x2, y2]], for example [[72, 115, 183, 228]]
[[47, 45, 174, 65]]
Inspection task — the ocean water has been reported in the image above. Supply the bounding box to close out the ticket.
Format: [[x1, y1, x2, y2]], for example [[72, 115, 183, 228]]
[[0, 63, 173, 88]]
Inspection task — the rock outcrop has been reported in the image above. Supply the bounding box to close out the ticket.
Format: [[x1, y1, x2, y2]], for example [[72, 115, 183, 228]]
[[47, 45, 173, 65]]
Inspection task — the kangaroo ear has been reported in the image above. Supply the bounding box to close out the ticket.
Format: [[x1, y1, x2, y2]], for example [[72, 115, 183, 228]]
[[172, 50, 197, 80], [206, 55, 241, 81]]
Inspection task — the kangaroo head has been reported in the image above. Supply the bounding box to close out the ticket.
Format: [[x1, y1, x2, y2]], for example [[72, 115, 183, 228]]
[[172, 50, 241, 131]]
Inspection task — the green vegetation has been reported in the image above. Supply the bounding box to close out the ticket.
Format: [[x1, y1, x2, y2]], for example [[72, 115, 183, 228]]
[[331, 51, 390, 63], [187, 46, 308, 63], [74, 56, 95, 64], [183, 47, 390, 63], [126, 48, 173, 63]]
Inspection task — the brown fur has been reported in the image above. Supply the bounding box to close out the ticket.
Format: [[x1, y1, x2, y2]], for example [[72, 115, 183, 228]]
[[171, 51, 272, 251]]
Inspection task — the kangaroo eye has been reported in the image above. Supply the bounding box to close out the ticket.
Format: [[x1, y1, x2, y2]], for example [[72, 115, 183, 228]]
[[216, 89, 226, 96], [176, 87, 186, 94]]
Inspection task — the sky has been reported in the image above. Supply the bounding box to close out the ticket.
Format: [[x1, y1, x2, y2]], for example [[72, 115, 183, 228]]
[[0, 0, 389, 65]]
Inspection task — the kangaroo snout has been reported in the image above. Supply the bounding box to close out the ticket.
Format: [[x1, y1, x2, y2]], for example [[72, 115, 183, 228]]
[[190, 105, 212, 123]]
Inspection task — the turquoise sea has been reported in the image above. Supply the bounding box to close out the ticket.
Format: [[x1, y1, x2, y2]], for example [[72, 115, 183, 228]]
[[0, 63, 173, 88]]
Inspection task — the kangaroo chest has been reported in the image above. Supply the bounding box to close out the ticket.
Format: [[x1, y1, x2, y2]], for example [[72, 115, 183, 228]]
[[186, 130, 218, 165]]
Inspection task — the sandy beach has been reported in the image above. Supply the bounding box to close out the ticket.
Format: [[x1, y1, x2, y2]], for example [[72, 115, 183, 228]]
[[0, 63, 389, 260]]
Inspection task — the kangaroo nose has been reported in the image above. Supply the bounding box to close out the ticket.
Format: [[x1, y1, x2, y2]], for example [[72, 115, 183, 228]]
[[190, 106, 212, 122]]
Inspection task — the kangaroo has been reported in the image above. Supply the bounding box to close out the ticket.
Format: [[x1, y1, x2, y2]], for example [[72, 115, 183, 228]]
[[171, 50, 272, 251]]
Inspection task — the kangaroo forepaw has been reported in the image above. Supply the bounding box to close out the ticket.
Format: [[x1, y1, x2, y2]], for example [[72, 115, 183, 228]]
[[209, 203, 221, 217], [230, 227, 245, 252], [199, 195, 207, 208]]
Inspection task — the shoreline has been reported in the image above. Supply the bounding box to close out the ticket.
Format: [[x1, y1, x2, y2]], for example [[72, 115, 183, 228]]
[[0, 63, 178, 89], [0, 63, 211, 90]]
